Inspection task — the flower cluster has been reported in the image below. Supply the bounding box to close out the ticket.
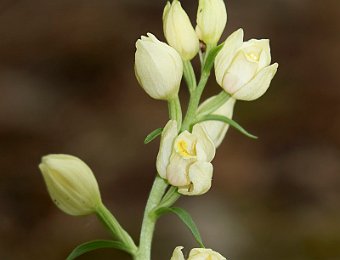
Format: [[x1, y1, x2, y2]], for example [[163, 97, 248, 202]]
[[38, 0, 278, 259], [135, 0, 278, 196]]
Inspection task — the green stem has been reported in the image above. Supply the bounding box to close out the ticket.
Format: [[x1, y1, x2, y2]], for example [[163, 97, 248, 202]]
[[183, 60, 197, 94], [135, 175, 168, 260], [181, 69, 211, 132], [168, 96, 182, 130], [96, 203, 138, 255], [153, 186, 181, 212]]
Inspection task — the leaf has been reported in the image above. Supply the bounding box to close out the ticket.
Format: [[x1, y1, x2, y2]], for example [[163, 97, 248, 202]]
[[203, 43, 224, 73], [144, 128, 163, 144], [153, 207, 204, 248], [196, 114, 257, 139], [66, 240, 130, 260]]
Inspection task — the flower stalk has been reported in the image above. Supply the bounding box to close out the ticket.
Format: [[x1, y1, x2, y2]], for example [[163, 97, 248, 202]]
[[135, 175, 168, 260], [96, 203, 138, 255]]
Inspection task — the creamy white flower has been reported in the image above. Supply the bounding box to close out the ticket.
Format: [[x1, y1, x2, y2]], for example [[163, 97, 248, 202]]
[[196, 0, 227, 45], [171, 246, 226, 260], [197, 96, 236, 147], [39, 154, 102, 216], [135, 33, 183, 100], [156, 120, 215, 195], [215, 28, 278, 101], [163, 0, 199, 60]]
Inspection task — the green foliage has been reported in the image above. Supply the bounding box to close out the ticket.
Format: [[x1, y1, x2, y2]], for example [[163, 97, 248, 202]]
[[153, 207, 205, 248], [144, 128, 163, 144], [66, 240, 130, 260], [195, 114, 258, 139]]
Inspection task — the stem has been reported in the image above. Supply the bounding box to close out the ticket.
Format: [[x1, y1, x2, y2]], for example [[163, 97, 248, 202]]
[[135, 175, 168, 260], [153, 186, 181, 211], [183, 60, 197, 94], [168, 96, 182, 130], [181, 70, 211, 131], [180, 45, 216, 132], [96, 203, 138, 255]]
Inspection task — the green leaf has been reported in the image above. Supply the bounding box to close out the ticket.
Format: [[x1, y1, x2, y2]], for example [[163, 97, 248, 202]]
[[153, 207, 204, 248], [203, 43, 224, 73], [66, 240, 130, 260], [144, 128, 163, 144], [196, 114, 257, 139]]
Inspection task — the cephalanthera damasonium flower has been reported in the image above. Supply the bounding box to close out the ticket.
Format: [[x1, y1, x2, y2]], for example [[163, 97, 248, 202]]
[[163, 0, 199, 60], [135, 33, 183, 100], [197, 96, 236, 147], [39, 154, 102, 216], [196, 0, 227, 45], [156, 120, 215, 195], [215, 28, 278, 101], [171, 246, 226, 260]]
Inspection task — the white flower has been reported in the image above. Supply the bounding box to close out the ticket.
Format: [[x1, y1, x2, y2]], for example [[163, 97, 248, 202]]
[[156, 120, 215, 195], [39, 154, 102, 216], [215, 28, 278, 101], [135, 33, 183, 100], [197, 96, 236, 147], [171, 246, 226, 260], [196, 0, 227, 45], [163, 0, 199, 60]]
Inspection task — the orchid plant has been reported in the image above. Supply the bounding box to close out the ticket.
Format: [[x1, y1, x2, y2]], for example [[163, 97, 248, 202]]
[[38, 0, 278, 259]]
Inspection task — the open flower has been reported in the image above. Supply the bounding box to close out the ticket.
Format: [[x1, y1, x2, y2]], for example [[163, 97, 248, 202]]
[[197, 96, 236, 147], [135, 33, 183, 100], [39, 154, 102, 216], [163, 0, 199, 60], [171, 246, 226, 260], [215, 28, 278, 101], [196, 0, 227, 45], [156, 120, 215, 195]]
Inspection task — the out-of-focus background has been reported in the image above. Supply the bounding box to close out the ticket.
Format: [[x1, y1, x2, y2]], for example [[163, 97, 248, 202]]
[[0, 0, 339, 259]]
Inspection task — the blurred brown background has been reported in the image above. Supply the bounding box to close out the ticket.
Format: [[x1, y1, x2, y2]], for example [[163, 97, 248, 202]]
[[0, 0, 339, 259]]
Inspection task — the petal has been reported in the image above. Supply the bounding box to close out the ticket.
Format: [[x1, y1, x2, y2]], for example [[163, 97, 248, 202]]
[[188, 248, 226, 260], [170, 246, 185, 260], [174, 130, 197, 159], [156, 120, 178, 178], [199, 97, 236, 147], [178, 161, 213, 196], [167, 153, 191, 187], [221, 50, 259, 93], [214, 28, 244, 86], [242, 39, 271, 70], [233, 63, 278, 101], [192, 124, 216, 162], [135, 33, 183, 100], [163, 0, 199, 60]]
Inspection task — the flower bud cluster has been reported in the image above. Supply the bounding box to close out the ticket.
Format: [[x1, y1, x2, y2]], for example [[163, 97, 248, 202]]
[[134, 0, 278, 197], [38, 2, 279, 259]]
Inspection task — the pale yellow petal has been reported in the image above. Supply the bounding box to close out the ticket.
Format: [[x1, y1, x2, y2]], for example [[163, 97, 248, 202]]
[[167, 153, 191, 187], [188, 248, 226, 260], [192, 124, 215, 162], [214, 28, 244, 85], [178, 161, 213, 195], [233, 63, 278, 101], [199, 97, 236, 147], [156, 120, 178, 178], [170, 246, 185, 260]]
